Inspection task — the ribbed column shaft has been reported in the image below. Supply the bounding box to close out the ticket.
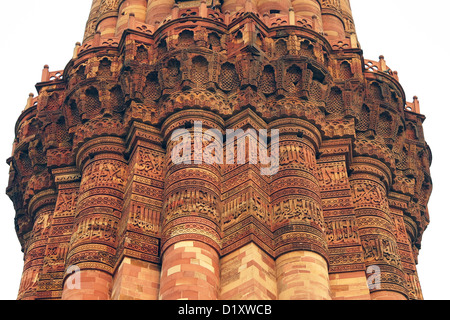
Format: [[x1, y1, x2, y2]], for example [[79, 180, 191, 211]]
[[112, 123, 164, 300], [269, 118, 330, 300], [159, 110, 223, 300], [83, 0, 102, 42], [340, 0, 353, 19], [256, 0, 291, 15], [18, 190, 57, 300], [219, 109, 275, 300], [146, 0, 174, 26], [349, 157, 408, 300], [291, 0, 323, 32], [222, 0, 253, 16], [62, 137, 127, 300], [116, 0, 148, 36], [38, 168, 81, 300], [319, 0, 345, 38], [97, 0, 121, 37]]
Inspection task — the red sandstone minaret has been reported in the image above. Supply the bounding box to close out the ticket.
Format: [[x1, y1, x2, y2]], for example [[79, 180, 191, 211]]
[[7, 0, 431, 300]]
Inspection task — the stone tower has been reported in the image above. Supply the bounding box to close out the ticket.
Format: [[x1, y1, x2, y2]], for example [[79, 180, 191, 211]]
[[6, 0, 432, 300]]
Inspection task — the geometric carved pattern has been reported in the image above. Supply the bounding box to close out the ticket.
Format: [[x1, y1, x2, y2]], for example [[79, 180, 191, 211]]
[[356, 105, 371, 131], [219, 63, 239, 92], [260, 65, 276, 95], [6, 0, 432, 301], [378, 112, 393, 137], [327, 88, 345, 114]]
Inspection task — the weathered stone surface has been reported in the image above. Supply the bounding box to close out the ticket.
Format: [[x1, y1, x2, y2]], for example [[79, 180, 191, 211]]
[[6, 0, 431, 300]]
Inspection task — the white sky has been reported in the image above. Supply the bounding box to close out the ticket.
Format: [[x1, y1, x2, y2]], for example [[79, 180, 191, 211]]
[[0, 0, 448, 300]]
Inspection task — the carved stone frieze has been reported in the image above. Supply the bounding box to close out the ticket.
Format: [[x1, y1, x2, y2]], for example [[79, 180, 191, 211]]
[[8, 0, 432, 300]]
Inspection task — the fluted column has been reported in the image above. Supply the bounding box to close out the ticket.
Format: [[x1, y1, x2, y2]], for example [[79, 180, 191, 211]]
[[112, 122, 163, 300], [116, 0, 148, 36], [290, 0, 323, 32], [388, 192, 423, 300], [339, 0, 352, 16], [339, 0, 358, 47], [18, 189, 57, 300], [219, 109, 276, 300], [97, 0, 121, 37], [159, 110, 223, 300], [37, 168, 81, 300], [320, 0, 345, 39], [146, 0, 174, 26], [269, 118, 331, 300], [256, 0, 291, 15], [83, 0, 102, 42], [349, 157, 408, 300], [222, 0, 255, 16], [62, 137, 127, 300], [339, 0, 354, 28], [317, 139, 371, 300]]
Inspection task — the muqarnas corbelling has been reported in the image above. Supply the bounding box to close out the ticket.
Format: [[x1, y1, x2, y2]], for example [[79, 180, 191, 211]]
[[7, 0, 431, 300]]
